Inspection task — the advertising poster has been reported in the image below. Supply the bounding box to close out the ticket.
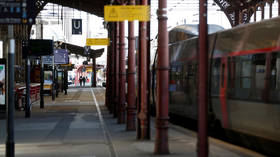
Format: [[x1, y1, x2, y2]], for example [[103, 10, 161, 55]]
[[0, 59, 5, 105]]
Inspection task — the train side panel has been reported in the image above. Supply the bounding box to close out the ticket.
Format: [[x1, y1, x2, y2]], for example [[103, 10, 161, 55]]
[[168, 17, 280, 155]]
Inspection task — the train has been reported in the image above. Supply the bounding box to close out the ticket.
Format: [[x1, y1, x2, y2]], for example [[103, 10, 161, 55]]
[[152, 17, 280, 156]]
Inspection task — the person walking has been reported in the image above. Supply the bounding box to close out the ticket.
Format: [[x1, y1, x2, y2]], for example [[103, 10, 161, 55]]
[[82, 76, 86, 87], [79, 76, 83, 87]]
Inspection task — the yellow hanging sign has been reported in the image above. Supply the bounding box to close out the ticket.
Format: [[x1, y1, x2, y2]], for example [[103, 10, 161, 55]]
[[86, 38, 110, 46], [61, 63, 72, 67], [104, 5, 150, 22]]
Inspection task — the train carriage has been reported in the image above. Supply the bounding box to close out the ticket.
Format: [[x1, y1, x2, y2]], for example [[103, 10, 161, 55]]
[[154, 16, 280, 156]]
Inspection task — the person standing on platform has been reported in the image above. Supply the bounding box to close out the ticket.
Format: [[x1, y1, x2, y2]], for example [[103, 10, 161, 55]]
[[82, 76, 86, 87], [79, 76, 83, 87]]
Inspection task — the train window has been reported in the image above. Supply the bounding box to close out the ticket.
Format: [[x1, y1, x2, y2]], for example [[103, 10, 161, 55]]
[[276, 57, 280, 89], [252, 54, 266, 65], [253, 54, 266, 89], [241, 60, 252, 89], [187, 64, 194, 77], [211, 59, 220, 95], [255, 65, 265, 89], [270, 53, 277, 89], [228, 57, 235, 88]]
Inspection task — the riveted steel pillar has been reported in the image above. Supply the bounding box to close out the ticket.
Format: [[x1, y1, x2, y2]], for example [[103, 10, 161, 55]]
[[64, 68, 68, 95], [262, 2, 271, 102], [110, 23, 116, 114], [6, 25, 15, 157], [55, 68, 58, 97], [105, 25, 110, 109], [198, 0, 209, 157], [279, 1, 280, 16], [25, 56, 31, 118], [114, 22, 120, 118], [52, 57, 55, 101], [269, 2, 272, 18], [147, 0, 151, 139], [92, 57, 97, 87], [137, 18, 142, 139], [154, 0, 169, 154], [261, 4, 265, 20], [234, 10, 240, 26], [127, 0, 136, 131], [106, 23, 113, 113], [40, 57, 44, 108], [118, 20, 126, 124], [138, 0, 149, 139]]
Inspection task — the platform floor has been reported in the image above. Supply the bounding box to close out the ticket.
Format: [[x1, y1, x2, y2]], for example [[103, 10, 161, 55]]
[[0, 87, 266, 157]]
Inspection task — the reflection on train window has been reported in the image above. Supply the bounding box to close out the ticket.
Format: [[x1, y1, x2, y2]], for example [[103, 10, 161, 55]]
[[170, 63, 184, 91], [187, 64, 194, 77], [270, 53, 277, 90], [241, 60, 252, 89], [276, 57, 280, 89], [228, 57, 235, 89], [253, 53, 265, 89], [211, 59, 220, 96]]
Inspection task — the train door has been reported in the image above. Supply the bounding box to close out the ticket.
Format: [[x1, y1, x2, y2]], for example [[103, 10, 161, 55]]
[[219, 57, 229, 128], [267, 52, 280, 102], [211, 58, 220, 96]]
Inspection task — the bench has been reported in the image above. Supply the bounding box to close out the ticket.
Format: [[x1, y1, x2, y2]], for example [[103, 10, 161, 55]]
[[15, 83, 40, 110]]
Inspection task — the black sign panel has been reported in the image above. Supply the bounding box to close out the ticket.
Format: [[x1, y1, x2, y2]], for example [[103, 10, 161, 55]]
[[0, 0, 36, 24], [22, 40, 54, 58], [72, 19, 82, 34]]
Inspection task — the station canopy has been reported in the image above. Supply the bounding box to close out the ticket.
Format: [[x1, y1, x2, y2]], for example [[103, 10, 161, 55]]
[[43, 0, 111, 17], [55, 41, 104, 58]]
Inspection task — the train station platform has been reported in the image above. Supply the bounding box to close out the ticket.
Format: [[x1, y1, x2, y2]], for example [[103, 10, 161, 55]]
[[0, 87, 265, 157]]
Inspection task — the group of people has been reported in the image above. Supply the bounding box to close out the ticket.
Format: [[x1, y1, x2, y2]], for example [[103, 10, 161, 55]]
[[79, 76, 87, 87]]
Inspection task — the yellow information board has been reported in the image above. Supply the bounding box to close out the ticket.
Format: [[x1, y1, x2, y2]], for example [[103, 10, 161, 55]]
[[61, 63, 72, 67], [86, 38, 110, 46], [104, 5, 150, 22]]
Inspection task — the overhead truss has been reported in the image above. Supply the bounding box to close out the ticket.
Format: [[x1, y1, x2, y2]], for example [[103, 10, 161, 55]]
[[214, 0, 278, 26]]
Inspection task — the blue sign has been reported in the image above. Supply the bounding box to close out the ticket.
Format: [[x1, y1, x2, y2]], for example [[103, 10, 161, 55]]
[[42, 55, 53, 65], [54, 49, 69, 64], [42, 49, 69, 65]]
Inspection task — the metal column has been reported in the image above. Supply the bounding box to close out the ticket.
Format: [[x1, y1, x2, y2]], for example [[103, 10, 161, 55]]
[[55, 68, 58, 97], [147, 0, 151, 139], [6, 25, 15, 157], [198, 0, 209, 157], [105, 25, 111, 110], [64, 68, 68, 95], [154, 0, 169, 154], [279, 1, 280, 16], [110, 23, 116, 114], [118, 20, 125, 124], [126, 0, 136, 131], [263, 3, 272, 102], [137, 3, 142, 138], [52, 56, 55, 101], [139, 0, 149, 139], [25, 56, 31, 118], [40, 57, 44, 108], [92, 57, 97, 87], [114, 22, 120, 118]]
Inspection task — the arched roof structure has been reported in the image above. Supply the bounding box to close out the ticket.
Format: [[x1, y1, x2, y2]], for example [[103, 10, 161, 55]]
[[214, 0, 277, 26], [34, 0, 112, 18], [33, 1, 280, 28]]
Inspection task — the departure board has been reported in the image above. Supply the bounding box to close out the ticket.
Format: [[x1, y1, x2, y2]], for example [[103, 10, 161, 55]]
[[0, 0, 35, 24]]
